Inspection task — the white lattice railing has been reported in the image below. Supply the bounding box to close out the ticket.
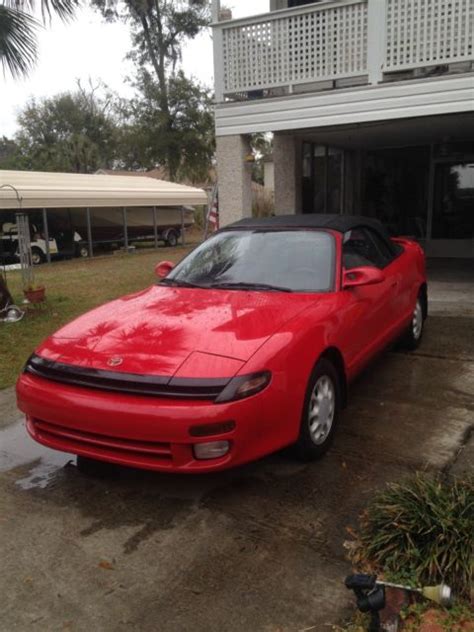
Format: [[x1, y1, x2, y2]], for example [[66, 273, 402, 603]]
[[385, 0, 474, 71], [219, 0, 368, 95], [213, 0, 474, 101]]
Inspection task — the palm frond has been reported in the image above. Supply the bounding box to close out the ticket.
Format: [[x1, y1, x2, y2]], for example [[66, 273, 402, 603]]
[[0, 4, 39, 78], [2, 0, 78, 23], [1, 0, 35, 16], [38, 0, 79, 24]]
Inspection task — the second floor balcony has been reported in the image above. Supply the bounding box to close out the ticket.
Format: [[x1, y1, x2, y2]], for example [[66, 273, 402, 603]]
[[212, 0, 474, 103]]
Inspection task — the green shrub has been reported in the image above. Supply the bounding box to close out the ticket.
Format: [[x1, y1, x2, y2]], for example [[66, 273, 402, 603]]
[[349, 474, 473, 599]]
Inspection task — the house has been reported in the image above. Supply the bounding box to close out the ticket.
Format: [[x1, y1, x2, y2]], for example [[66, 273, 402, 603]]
[[212, 0, 474, 258]]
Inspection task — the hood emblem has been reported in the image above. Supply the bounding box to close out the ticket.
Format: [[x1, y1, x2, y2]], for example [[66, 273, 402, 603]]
[[107, 356, 124, 368]]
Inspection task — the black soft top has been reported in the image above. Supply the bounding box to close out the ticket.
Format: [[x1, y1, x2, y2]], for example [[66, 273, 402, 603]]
[[228, 213, 384, 235], [226, 214, 397, 253]]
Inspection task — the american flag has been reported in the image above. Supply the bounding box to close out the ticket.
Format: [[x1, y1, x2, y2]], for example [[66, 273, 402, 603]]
[[207, 186, 219, 231]]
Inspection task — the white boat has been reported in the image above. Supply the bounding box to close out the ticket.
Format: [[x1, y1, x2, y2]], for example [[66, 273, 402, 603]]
[[68, 206, 195, 242]]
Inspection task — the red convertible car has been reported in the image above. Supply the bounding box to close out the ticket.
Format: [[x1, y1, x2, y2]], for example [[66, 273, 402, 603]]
[[17, 215, 427, 474]]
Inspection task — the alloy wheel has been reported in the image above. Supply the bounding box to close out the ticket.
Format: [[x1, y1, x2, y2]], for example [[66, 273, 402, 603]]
[[412, 299, 423, 340], [308, 375, 335, 445]]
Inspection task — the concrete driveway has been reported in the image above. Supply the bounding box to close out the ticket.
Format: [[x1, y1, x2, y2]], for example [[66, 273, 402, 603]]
[[1, 261, 473, 632]]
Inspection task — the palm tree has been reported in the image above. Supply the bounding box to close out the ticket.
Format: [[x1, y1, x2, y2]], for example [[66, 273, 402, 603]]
[[0, 0, 78, 78]]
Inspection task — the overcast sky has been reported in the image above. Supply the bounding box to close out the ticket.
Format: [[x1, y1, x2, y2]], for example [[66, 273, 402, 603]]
[[0, 1, 268, 138]]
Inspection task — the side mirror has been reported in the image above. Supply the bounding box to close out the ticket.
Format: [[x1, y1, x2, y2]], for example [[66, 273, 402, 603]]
[[343, 266, 385, 289], [155, 261, 175, 279]]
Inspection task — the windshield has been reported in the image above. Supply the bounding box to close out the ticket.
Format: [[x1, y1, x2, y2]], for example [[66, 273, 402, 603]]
[[165, 229, 335, 293]]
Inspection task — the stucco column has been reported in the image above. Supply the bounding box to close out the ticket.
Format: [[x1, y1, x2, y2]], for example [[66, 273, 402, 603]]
[[216, 134, 253, 227], [273, 133, 302, 215]]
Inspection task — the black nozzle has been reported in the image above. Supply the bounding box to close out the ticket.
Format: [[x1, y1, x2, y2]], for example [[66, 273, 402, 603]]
[[345, 574, 377, 591]]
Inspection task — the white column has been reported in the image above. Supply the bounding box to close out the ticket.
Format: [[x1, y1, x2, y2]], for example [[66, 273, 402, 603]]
[[216, 134, 253, 227], [367, 0, 387, 85], [211, 0, 221, 21], [86, 207, 93, 258], [273, 134, 301, 215], [42, 208, 51, 264]]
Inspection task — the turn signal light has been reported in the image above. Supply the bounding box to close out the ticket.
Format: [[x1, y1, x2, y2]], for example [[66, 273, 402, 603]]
[[193, 441, 230, 460], [215, 371, 271, 403]]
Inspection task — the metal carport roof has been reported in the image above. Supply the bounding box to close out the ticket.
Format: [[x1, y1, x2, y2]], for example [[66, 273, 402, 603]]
[[0, 170, 208, 209]]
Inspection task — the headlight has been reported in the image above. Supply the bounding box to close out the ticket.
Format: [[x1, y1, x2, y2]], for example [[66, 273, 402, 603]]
[[215, 371, 271, 404]]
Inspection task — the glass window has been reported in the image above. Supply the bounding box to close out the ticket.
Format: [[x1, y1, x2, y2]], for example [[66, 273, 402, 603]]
[[433, 163, 474, 239], [343, 228, 388, 270], [167, 230, 336, 293], [327, 148, 343, 213], [304, 144, 344, 214], [288, 0, 322, 6], [302, 143, 313, 213], [364, 228, 395, 267], [313, 146, 326, 213]]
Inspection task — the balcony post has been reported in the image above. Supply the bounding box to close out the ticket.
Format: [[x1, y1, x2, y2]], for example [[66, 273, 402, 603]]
[[367, 0, 387, 84], [212, 0, 224, 102], [216, 134, 253, 227], [274, 134, 302, 215]]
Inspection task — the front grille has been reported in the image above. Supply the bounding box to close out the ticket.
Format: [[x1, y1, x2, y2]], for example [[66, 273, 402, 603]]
[[25, 354, 230, 401], [31, 418, 174, 465]]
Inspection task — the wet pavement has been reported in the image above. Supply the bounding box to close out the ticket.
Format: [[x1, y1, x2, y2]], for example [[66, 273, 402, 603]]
[[1, 264, 473, 632]]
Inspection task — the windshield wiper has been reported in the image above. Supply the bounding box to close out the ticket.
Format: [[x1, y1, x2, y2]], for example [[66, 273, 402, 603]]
[[160, 278, 205, 289], [209, 281, 293, 293]]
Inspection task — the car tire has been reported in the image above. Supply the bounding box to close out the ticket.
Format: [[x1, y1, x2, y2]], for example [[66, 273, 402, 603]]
[[76, 456, 117, 478], [77, 245, 89, 259], [31, 246, 46, 266], [400, 294, 425, 351], [294, 358, 341, 462], [166, 230, 179, 248]]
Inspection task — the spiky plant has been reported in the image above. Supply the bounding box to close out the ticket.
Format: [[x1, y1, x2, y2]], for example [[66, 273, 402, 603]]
[[349, 474, 474, 599]]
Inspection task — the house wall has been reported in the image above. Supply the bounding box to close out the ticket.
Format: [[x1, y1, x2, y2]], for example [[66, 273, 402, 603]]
[[270, 0, 287, 10]]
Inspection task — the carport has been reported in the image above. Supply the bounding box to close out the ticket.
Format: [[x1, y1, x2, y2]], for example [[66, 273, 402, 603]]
[[0, 170, 208, 264]]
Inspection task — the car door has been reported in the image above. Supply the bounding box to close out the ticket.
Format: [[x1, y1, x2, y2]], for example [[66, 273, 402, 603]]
[[341, 228, 399, 374], [363, 227, 410, 337]]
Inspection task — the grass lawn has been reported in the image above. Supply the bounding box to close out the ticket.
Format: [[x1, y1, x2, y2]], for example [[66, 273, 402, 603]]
[[0, 244, 194, 389]]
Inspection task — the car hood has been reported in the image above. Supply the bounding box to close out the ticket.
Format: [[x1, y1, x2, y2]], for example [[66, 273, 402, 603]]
[[36, 285, 318, 378]]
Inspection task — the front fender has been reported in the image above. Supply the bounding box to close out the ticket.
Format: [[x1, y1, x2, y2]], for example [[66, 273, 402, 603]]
[[238, 295, 347, 444]]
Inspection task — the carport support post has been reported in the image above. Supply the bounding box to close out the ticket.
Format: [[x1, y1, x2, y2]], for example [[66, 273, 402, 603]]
[[42, 208, 51, 264], [181, 206, 186, 246], [153, 206, 159, 250], [86, 207, 93, 258], [122, 207, 129, 252]]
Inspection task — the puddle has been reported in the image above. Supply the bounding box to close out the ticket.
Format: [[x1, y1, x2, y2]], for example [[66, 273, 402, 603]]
[[0, 420, 72, 488]]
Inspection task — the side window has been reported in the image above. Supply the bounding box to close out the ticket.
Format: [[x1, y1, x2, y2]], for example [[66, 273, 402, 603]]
[[343, 228, 387, 270], [364, 229, 396, 268], [366, 228, 395, 267]]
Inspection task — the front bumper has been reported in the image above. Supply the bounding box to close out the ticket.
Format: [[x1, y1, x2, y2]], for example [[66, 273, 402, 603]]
[[17, 372, 295, 473]]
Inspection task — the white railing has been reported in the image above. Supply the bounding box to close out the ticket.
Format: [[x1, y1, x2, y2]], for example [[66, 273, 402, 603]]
[[217, 0, 368, 97], [385, 0, 473, 71], [212, 0, 474, 101]]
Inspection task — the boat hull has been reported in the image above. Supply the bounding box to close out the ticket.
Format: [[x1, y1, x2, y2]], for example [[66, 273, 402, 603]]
[[67, 207, 195, 241]]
